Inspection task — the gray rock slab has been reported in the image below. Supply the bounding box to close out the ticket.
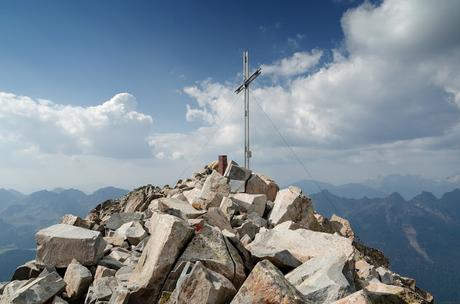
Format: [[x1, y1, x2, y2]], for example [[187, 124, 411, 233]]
[[128, 212, 194, 303], [36, 224, 106, 267], [286, 254, 355, 303], [230, 260, 306, 304]]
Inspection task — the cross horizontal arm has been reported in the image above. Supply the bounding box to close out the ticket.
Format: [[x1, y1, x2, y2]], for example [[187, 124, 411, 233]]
[[234, 68, 262, 94]]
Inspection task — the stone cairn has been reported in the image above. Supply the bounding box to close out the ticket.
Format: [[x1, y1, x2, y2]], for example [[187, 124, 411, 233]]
[[1, 160, 434, 304]]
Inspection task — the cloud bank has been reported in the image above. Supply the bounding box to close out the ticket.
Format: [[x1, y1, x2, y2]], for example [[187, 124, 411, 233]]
[[0, 92, 153, 158]]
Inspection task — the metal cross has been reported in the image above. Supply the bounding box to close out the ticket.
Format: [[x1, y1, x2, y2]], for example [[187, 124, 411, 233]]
[[235, 51, 261, 169]]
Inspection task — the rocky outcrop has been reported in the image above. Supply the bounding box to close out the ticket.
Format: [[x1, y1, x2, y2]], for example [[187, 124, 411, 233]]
[[128, 212, 194, 303], [269, 186, 317, 228], [168, 261, 236, 304], [63, 259, 92, 300], [0, 161, 433, 304]]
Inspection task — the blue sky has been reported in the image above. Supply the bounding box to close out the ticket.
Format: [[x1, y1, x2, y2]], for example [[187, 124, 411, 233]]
[[0, 0, 459, 192], [0, 0, 354, 132]]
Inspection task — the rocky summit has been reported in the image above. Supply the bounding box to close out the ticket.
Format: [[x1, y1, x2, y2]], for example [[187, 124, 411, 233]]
[[0, 161, 434, 304]]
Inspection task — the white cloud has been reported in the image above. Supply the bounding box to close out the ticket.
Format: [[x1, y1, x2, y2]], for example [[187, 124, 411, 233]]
[[262, 49, 323, 77], [0, 92, 154, 158]]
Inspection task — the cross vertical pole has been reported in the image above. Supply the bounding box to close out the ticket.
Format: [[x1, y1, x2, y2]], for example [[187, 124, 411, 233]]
[[243, 51, 250, 169], [234, 51, 261, 170]]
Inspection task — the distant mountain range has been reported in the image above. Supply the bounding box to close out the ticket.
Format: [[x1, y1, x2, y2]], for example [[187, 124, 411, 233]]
[[294, 174, 460, 199], [308, 188, 460, 304], [0, 186, 128, 281]]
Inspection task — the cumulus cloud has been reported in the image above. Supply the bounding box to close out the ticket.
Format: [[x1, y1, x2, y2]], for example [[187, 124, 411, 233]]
[[0, 92, 154, 158], [151, 0, 460, 181], [262, 49, 323, 77]]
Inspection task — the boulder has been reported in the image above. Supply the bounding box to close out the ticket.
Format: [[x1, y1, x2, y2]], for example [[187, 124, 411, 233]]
[[375, 266, 396, 285], [182, 187, 201, 205], [128, 212, 194, 303], [330, 214, 355, 239], [150, 197, 205, 219], [222, 230, 255, 272], [109, 247, 131, 263], [177, 224, 246, 288], [98, 255, 125, 271], [285, 254, 355, 303], [36, 224, 106, 267], [202, 207, 235, 233], [4, 270, 65, 304], [168, 261, 236, 304], [245, 173, 279, 202], [105, 212, 143, 231], [246, 224, 354, 265], [64, 259, 93, 300], [193, 171, 230, 210], [108, 286, 130, 304], [219, 197, 239, 220], [269, 186, 317, 228], [354, 259, 379, 287], [60, 214, 91, 229], [230, 260, 306, 304], [84, 276, 118, 304], [94, 265, 116, 280], [11, 260, 40, 281], [224, 163, 251, 193], [121, 185, 158, 213], [115, 265, 135, 285], [1, 281, 29, 304], [234, 212, 267, 240], [114, 221, 147, 245], [230, 193, 266, 217]]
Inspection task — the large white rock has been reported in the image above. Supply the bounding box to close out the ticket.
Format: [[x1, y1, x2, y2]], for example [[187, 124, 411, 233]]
[[246, 224, 355, 265], [230, 260, 306, 304], [231, 193, 267, 217], [285, 254, 355, 303], [60, 214, 91, 229], [36, 224, 106, 267], [246, 173, 279, 202], [168, 261, 236, 304], [224, 163, 252, 193], [182, 187, 201, 205], [84, 277, 118, 304], [128, 212, 194, 303], [177, 224, 246, 288], [113, 221, 147, 245], [64, 259, 92, 300], [269, 186, 317, 228], [105, 212, 143, 230], [234, 212, 267, 241], [3, 270, 65, 304], [193, 171, 230, 209], [149, 197, 205, 219], [330, 214, 355, 240], [202, 207, 235, 233]]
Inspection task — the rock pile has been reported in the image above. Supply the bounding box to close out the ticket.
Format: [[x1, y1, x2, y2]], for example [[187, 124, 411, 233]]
[[1, 161, 434, 303]]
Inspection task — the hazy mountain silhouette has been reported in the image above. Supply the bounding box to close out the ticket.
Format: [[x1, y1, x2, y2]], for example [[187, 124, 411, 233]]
[[293, 174, 460, 200]]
